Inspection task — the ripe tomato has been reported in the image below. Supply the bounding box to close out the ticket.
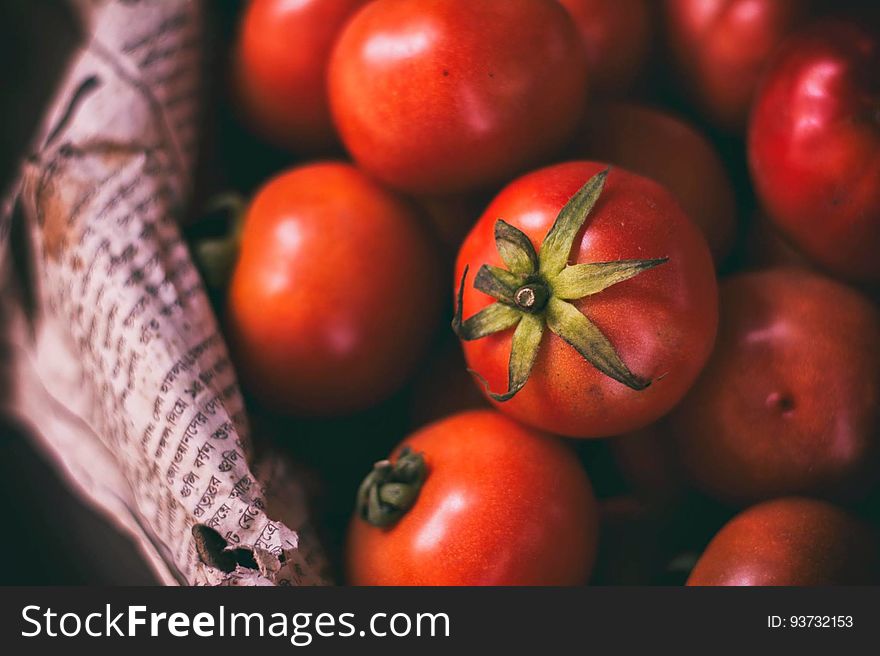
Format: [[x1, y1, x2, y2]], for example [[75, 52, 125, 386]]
[[232, 0, 368, 152], [226, 162, 440, 416], [346, 410, 598, 585], [663, 0, 809, 131], [453, 162, 718, 438], [748, 21, 880, 283], [328, 0, 588, 195], [670, 268, 880, 505], [557, 0, 653, 97], [688, 498, 880, 585], [577, 102, 737, 262]]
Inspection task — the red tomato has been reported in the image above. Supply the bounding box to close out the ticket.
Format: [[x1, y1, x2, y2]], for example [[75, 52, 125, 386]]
[[347, 410, 598, 585], [688, 498, 880, 585], [328, 0, 588, 194], [670, 268, 880, 505], [748, 21, 880, 283], [233, 0, 368, 152], [557, 0, 653, 97], [226, 162, 440, 416], [454, 162, 718, 438], [664, 0, 809, 131], [577, 102, 737, 261]]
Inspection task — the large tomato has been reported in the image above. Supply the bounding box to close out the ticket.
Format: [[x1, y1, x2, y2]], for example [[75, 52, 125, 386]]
[[748, 20, 880, 283], [663, 0, 809, 131], [328, 0, 588, 195], [226, 162, 440, 416], [557, 0, 652, 97], [670, 268, 880, 505], [577, 102, 737, 261], [688, 498, 880, 586], [346, 410, 598, 585], [232, 0, 368, 152], [454, 162, 718, 438]]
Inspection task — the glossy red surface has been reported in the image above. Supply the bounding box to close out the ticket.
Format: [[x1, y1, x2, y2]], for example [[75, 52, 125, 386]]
[[749, 21, 880, 283], [233, 0, 369, 152], [347, 410, 598, 585], [455, 162, 718, 438], [328, 0, 588, 194], [664, 0, 807, 130]]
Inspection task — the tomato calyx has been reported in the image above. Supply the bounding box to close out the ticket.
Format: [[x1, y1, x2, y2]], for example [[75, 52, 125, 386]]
[[452, 169, 668, 401], [356, 447, 427, 527]]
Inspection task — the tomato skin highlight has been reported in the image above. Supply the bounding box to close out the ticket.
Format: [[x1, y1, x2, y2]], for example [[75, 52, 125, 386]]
[[577, 102, 737, 262], [557, 0, 653, 97], [688, 498, 880, 586], [670, 268, 880, 506], [328, 0, 589, 195], [233, 0, 369, 152], [226, 162, 440, 416], [663, 0, 808, 131], [748, 20, 880, 283], [346, 410, 599, 585], [455, 162, 718, 438]]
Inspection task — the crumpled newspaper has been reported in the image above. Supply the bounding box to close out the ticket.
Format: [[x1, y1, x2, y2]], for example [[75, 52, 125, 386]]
[[0, 0, 330, 586]]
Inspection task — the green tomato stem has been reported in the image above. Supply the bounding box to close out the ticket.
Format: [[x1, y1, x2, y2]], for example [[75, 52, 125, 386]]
[[356, 447, 427, 528]]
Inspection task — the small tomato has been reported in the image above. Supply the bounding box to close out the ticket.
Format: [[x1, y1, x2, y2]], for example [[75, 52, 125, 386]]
[[232, 0, 369, 152], [664, 0, 809, 131], [347, 410, 599, 585], [226, 162, 440, 416]]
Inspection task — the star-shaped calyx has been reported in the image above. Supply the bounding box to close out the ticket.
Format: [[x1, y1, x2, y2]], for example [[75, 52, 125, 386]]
[[452, 169, 668, 401]]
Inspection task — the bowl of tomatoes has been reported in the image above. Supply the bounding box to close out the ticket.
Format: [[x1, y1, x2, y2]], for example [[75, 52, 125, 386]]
[[192, 0, 880, 586]]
